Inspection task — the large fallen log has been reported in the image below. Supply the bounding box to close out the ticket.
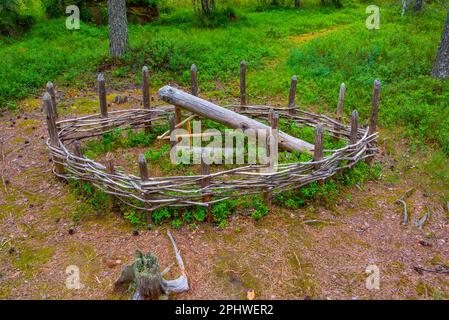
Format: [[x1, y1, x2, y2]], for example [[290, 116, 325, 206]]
[[158, 86, 314, 154]]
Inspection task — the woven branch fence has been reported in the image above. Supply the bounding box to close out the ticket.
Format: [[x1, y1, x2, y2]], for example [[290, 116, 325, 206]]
[[43, 63, 380, 222]]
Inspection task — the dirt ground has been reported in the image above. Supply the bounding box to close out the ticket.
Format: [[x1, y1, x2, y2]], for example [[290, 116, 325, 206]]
[[0, 88, 448, 300]]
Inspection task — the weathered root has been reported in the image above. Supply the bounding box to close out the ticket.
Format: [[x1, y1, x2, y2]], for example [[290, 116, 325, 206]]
[[395, 187, 414, 225]]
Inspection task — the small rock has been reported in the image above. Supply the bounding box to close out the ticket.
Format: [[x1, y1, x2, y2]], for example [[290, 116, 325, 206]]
[[419, 240, 432, 247]]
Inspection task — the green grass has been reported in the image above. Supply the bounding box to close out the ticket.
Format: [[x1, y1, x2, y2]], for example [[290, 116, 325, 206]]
[[1, 1, 448, 157]]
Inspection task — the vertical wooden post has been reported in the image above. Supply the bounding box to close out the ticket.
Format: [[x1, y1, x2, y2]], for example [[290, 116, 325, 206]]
[[98, 73, 108, 118], [288, 75, 297, 115], [263, 109, 278, 212], [142, 66, 151, 133], [240, 60, 247, 109], [367, 79, 381, 165], [334, 83, 346, 140], [168, 113, 176, 149], [190, 64, 198, 97], [105, 152, 116, 213], [44, 93, 64, 175], [201, 150, 212, 223], [269, 109, 279, 164], [350, 110, 359, 145], [313, 123, 324, 170], [73, 140, 85, 193], [369, 79, 381, 136], [336, 83, 346, 123], [46, 81, 58, 119], [138, 154, 152, 224]]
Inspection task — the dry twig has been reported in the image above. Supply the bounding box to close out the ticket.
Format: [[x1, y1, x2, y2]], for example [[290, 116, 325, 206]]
[[395, 187, 414, 225]]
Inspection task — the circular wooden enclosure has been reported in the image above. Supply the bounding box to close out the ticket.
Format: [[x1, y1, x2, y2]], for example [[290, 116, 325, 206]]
[[45, 102, 378, 212]]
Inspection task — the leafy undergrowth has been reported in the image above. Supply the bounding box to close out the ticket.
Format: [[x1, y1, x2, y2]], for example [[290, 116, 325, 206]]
[[71, 117, 380, 229]]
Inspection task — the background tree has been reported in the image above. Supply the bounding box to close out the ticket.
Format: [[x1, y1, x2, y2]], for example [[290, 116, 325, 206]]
[[432, 10, 449, 78], [108, 0, 129, 58], [413, 0, 423, 12], [193, 0, 216, 17]]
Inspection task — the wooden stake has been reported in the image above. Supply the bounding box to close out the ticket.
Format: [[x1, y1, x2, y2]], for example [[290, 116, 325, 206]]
[[190, 64, 198, 96], [142, 66, 151, 133], [350, 110, 359, 145], [44, 93, 64, 175], [46, 81, 58, 119], [201, 150, 212, 223], [73, 140, 85, 193], [313, 123, 324, 169], [168, 113, 176, 149], [264, 109, 278, 212], [240, 60, 247, 108], [334, 83, 345, 140], [105, 152, 116, 213], [336, 83, 346, 123], [369, 79, 381, 136], [98, 73, 108, 118], [288, 75, 297, 115], [138, 154, 152, 224], [367, 79, 381, 165]]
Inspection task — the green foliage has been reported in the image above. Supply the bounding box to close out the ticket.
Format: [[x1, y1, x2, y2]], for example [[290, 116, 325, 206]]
[[211, 199, 237, 227], [0, 0, 36, 36], [193, 206, 207, 222], [84, 128, 155, 159], [144, 144, 170, 161], [275, 161, 382, 209], [251, 198, 269, 220], [124, 209, 145, 227], [171, 218, 182, 228], [152, 207, 171, 224]]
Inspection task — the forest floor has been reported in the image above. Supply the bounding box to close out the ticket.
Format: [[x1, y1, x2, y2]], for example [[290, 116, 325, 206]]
[[0, 84, 448, 300], [1, 3, 449, 299]]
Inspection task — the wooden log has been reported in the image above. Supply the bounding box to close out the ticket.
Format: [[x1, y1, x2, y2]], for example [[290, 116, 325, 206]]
[[240, 61, 247, 108], [190, 64, 198, 96], [201, 150, 212, 223], [288, 75, 297, 115], [44, 92, 64, 175], [158, 86, 314, 154], [142, 66, 151, 133], [98, 73, 108, 118], [350, 110, 359, 145], [313, 123, 324, 169], [367, 79, 381, 165], [46, 81, 58, 119], [138, 154, 152, 224]]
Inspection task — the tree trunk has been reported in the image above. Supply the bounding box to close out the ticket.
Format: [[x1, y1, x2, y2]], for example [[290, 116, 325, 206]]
[[432, 11, 449, 79], [108, 0, 128, 58], [295, 0, 301, 9], [413, 0, 423, 12]]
